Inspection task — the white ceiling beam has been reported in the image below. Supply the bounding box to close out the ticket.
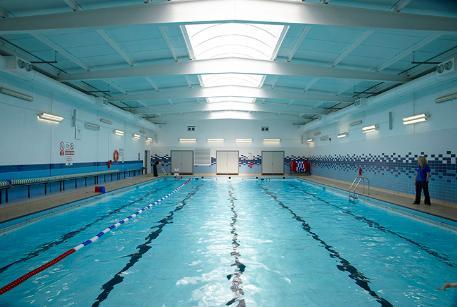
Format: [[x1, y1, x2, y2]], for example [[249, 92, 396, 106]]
[[59, 57, 406, 82], [31, 33, 89, 70], [391, 0, 412, 13], [63, 0, 82, 12], [287, 26, 311, 62], [332, 30, 373, 67], [159, 26, 178, 62], [109, 85, 354, 103], [1, 0, 456, 33], [134, 101, 324, 116], [96, 29, 133, 66], [376, 33, 441, 71], [145, 77, 159, 91]]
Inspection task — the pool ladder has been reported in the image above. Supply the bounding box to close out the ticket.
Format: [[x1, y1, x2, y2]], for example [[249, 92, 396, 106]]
[[349, 176, 370, 200]]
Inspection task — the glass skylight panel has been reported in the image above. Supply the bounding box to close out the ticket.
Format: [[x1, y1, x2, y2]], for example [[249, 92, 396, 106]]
[[207, 102, 256, 112], [184, 23, 285, 112]]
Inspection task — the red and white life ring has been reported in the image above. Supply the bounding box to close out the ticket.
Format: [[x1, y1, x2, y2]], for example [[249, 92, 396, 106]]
[[113, 150, 119, 162]]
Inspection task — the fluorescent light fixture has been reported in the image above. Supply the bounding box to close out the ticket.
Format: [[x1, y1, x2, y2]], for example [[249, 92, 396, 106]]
[[179, 138, 197, 144], [263, 138, 280, 145], [436, 92, 457, 104], [236, 138, 252, 143], [146, 137, 153, 142], [209, 111, 252, 120], [37, 112, 64, 123], [100, 118, 112, 125], [307, 138, 313, 143], [0, 87, 33, 102], [350, 120, 363, 126], [337, 132, 348, 138], [362, 125, 378, 133], [113, 129, 124, 136], [184, 23, 285, 106], [133, 133, 141, 139], [84, 121, 100, 130], [403, 113, 429, 125], [208, 138, 224, 143]]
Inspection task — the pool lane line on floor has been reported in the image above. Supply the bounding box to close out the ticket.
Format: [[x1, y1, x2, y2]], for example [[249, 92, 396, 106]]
[[0, 183, 175, 275], [225, 182, 246, 307], [92, 181, 203, 306], [0, 179, 191, 295], [259, 184, 393, 307], [288, 183, 457, 268]]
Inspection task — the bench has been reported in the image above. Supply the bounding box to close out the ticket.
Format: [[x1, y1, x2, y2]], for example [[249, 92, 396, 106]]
[[0, 167, 144, 204]]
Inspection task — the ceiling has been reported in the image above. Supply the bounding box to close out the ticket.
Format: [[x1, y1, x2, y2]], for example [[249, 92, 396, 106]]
[[0, 0, 456, 124]]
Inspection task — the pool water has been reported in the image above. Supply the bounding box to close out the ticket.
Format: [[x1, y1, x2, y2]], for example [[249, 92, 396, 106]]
[[0, 178, 456, 306]]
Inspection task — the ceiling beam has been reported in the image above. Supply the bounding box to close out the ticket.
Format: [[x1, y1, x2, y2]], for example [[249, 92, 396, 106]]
[[96, 29, 133, 66], [134, 101, 323, 117], [1, 0, 456, 33], [59, 57, 406, 82], [109, 85, 354, 103]]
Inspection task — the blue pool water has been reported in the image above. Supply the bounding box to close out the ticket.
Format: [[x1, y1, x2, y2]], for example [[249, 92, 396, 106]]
[[0, 178, 456, 306]]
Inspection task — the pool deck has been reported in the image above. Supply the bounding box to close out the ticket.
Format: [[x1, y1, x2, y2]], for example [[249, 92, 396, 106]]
[[0, 175, 159, 223], [300, 175, 457, 222], [1, 174, 456, 223]]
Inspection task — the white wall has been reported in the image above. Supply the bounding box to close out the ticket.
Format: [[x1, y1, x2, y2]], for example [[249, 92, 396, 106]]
[[0, 71, 153, 166]]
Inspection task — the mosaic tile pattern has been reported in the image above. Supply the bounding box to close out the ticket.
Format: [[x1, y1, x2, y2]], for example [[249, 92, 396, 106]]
[[308, 151, 457, 203]]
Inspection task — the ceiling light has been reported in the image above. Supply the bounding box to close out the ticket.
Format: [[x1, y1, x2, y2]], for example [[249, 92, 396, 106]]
[[263, 138, 280, 145], [236, 138, 252, 143], [133, 133, 141, 139], [337, 132, 348, 138], [403, 113, 429, 125], [362, 125, 378, 133], [350, 120, 363, 126], [179, 138, 197, 144], [0, 87, 33, 102], [208, 138, 224, 143], [37, 112, 63, 123], [146, 137, 153, 142], [306, 138, 313, 143], [114, 129, 124, 136]]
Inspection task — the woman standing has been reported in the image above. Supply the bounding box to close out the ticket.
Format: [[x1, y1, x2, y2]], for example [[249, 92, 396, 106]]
[[414, 156, 431, 205]]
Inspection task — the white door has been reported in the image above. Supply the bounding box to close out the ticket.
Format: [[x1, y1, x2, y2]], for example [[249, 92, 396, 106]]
[[171, 150, 194, 174], [217, 151, 239, 174], [262, 151, 284, 174]]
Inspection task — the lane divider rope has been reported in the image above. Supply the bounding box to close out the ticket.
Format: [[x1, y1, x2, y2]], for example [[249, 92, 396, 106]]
[[0, 178, 191, 295]]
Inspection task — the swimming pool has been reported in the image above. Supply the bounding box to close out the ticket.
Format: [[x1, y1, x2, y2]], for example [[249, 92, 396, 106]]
[[0, 178, 456, 306]]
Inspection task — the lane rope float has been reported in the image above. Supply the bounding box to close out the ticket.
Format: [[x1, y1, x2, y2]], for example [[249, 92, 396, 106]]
[[0, 178, 191, 295]]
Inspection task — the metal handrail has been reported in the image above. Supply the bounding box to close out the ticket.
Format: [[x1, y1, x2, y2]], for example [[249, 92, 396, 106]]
[[349, 176, 370, 200]]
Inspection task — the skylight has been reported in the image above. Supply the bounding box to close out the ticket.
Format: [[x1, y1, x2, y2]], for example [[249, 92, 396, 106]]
[[184, 23, 285, 113]]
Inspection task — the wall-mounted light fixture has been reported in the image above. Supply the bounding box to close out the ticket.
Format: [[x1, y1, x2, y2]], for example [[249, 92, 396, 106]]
[[236, 138, 252, 143], [208, 138, 224, 143], [113, 129, 124, 136], [306, 138, 313, 143], [37, 112, 64, 123], [146, 137, 153, 142], [0, 87, 33, 102], [84, 121, 100, 130], [179, 138, 197, 144], [263, 138, 280, 145], [337, 132, 348, 138], [403, 113, 429, 125], [100, 118, 112, 125], [362, 124, 378, 133], [133, 133, 141, 140]]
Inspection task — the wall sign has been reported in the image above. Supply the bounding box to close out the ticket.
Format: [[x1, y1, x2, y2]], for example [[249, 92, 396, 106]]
[[59, 141, 75, 165]]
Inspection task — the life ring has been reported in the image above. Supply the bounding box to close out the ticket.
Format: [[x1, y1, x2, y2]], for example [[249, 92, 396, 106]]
[[113, 150, 119, 162]]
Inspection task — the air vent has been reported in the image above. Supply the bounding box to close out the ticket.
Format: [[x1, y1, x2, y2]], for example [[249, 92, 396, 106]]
[[350, 120, 363, 126], [320, 135, 331, 141], [313, 131, 321, 136], [187, 125, 195, 131], [261, 126, 269, 132]]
